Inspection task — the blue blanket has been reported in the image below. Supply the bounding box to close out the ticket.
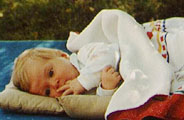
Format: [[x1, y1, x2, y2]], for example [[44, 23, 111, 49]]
[[0, 41, 75, 120]]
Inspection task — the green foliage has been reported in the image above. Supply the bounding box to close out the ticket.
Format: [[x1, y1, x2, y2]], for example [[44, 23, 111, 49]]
[[0, 0, 184, 40]]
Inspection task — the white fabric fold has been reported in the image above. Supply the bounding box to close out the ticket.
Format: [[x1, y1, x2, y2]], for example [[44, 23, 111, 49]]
[[67, 9, 173, 119]]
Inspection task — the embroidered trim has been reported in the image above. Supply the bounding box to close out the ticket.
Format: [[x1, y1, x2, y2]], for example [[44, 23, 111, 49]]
[[146, 20, 169, 63]]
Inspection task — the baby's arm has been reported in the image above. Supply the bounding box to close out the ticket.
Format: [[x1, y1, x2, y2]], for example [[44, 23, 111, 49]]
[[101, 66, 122, 90]]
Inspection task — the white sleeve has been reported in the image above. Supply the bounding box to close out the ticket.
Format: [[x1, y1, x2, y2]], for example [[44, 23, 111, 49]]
[[66, 32, 82, 52], [96, 83, 117, 96], [77, 43, 120, 91]]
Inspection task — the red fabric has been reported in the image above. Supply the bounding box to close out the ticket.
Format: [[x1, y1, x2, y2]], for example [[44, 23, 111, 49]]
[[108, 94, 184, 120]]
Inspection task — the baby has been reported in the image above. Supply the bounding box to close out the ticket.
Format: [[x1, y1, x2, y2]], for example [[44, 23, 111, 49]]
[[12, 42, 122, 98]]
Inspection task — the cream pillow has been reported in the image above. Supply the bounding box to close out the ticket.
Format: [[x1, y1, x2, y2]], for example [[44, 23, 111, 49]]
[[57, 95, 111, 119], [0, 81, 64, 114], [0, 81, 111, 119]]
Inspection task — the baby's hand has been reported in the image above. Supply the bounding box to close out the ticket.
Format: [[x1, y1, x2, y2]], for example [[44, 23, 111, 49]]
[[57, 78, 85, 96], [101, 66, 122, 90]]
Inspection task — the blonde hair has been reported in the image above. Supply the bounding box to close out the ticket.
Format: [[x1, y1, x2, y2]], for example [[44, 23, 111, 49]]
[[11, 48, 68, 92]]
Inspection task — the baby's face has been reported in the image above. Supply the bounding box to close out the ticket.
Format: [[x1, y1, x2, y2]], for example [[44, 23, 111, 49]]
[[24, 53, 79, 97]]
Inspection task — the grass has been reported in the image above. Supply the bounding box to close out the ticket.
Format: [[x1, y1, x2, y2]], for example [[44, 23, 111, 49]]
[[0, 0, 184, 40]]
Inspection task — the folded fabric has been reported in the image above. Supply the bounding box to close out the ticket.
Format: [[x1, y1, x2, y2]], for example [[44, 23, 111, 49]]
[[66, 9, 173, 119], [108, 94, 184, 120]]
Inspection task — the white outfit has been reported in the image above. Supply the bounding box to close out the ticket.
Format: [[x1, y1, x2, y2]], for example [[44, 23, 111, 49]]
[[66, 10, 173, 119], [69, 42, 120, 96], [143, 18, 184, 94], [68, 18, 184, 96]]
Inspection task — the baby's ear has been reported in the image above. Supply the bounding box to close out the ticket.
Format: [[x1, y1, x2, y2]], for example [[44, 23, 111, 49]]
[[57, 51, 69, 59], [61, 53, 69, 59]]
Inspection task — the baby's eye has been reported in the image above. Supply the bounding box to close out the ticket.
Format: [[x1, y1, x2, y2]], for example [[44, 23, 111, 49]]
[[45, 88, 50, 96], [49, 69, 54, 77]]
